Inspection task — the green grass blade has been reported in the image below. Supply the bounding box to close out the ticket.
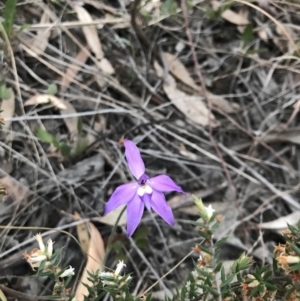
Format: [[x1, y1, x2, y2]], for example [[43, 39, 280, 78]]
[[2, 0, 18, 38]]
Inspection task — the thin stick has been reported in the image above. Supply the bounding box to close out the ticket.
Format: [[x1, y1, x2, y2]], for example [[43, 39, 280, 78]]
[[180, 0, 236, 205]]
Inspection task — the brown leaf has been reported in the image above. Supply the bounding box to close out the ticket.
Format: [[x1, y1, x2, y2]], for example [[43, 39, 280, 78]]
[[96, 58, 115, 75], [24, 94, 67, 110], [98, 204, 126, 226], [164, 52, 196, 88], [24, 95, 79, 137], [154, 62, 218, 127], [29, 12, 51, 56], [0, 169, 30, 204], [73, 5, 103, 60], [0, 289, 7, 301], [74, 212, 90, 253], [163, 53, 240, 113], [212, 1, 250, 25], [74, 217, 105, 301], [0, 88, 15, 133], [258, 211, 300, 231], [73, 5, 114, 75], [83, 0, 118, 14], [263, 129, 300, 145], [61, 48, 89, 93], [59, 101, 78, 137]]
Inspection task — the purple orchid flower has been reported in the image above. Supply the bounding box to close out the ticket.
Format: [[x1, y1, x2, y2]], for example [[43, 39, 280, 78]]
[[104, 140, 184, 236]]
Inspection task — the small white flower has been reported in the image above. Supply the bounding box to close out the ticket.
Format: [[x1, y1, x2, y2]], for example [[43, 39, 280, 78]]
[[185, 280, 191, 291], [126, 275, 132, 282], [102, 280, 116, 287], [99, 272, 116, 286], [46, 239, 54, 258], [114, 260, 126, 277], [59, 266, 75, 278], [191, 270, 198, 279], [205, 204, 215, 219], [28, 254, 47, 262], [34, 233, 45, 252], [99, 271, 114, 278]]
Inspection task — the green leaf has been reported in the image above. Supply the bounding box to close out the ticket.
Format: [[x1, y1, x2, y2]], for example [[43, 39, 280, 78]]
[[198, 229, 211, 240], [64, 274, 73, 287], [0, 84, 11, 100], [290, 262, 300, 272], [161, 0, 177, 15], [59, 142, 71, 156], [211, 221, 221, 230], [203, 5, 216, 19], [2, 0, 18, 38], [47, 83, 58, 95], [249, 285, 260, 297], [221, 266, 225, 282], [214, 237, 228, 248], [242, 24, 253, 48], [73, 137, 89, 157], [264, 282, 277, 291], [291, 243, 300, 257], [221, 274, 235, 287], [17, 23, 29, 33], [198, 284, 219, 297], [36, 259, 47, 274], [133, 227, 149, 249], [197, 268, 213, 278], [77, 117, 83, 135], [36, 129, 60, 149], [196, 244, 211, 255], [214, 261, 223, 273], [50, 248, 62, 266], [287, 223, 297, 234]]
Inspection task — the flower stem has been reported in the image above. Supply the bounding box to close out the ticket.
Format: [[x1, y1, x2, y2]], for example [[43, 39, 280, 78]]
[[103, 206, 126, 264]]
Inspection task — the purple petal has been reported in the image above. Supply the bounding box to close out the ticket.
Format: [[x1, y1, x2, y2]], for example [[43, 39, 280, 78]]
[[126, 194, 144, 236], [141, 193, 152, 211], [148, 175, 184, 193], [124, 140, 145, 180], [105, 182, 138, 215], [150, 190, 174, 226]]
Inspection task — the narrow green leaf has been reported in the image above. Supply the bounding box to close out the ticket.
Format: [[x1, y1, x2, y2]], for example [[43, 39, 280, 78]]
[[36, 129, 60, 149], [221, 274, 235, 287], [242, 24, 253, 48], [214, 261, 223, 273], [290, 262, 300, 272], [196, 244, 211, 255], [161, 0, 177, 15], [264, 282, 277, 291], [291, 244, 300, 257], [59, 142, 71, 156], [198, 284, 219, 297], [249, 285, 260, 297], [2, 0, 18, 38], [0, 84, 11, 100], [221, 266, 225, 282], [47, 83, 58, 95], [77, 117, 83, 135], [50, 248, 62, 266], [214, 237, 228, 248]]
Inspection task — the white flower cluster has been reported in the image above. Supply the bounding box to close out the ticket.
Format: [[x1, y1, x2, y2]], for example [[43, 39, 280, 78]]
[[23, 233, 75, 277], [99, 260, 131, 287], [204, 204, 215, 219], [23, 233, 54, 270], [59, 265, 75, 278]]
